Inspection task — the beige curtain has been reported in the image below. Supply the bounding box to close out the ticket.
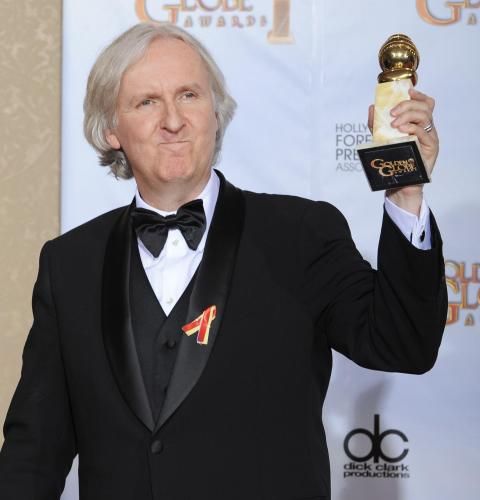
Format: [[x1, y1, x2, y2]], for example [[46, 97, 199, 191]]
[[0, 0, 62, 444]]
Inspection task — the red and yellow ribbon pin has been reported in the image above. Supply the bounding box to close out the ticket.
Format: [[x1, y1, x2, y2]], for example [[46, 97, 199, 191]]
[[182, 305, 217, 345]]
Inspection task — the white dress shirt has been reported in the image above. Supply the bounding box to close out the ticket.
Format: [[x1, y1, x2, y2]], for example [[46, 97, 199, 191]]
[[135, 171, 219, 315], [384, 195, 431, 250], [136, 170, 431, 315]]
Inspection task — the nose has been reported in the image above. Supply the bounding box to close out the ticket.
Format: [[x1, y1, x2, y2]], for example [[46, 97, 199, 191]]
[[161, 100, 185, 135]]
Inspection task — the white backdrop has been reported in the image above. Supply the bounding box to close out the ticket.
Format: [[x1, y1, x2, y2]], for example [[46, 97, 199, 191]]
[[61, 1, 480, 499]]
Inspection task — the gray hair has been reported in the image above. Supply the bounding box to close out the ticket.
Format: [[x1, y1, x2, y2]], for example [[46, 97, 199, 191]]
[[83, 23, 237, 179]]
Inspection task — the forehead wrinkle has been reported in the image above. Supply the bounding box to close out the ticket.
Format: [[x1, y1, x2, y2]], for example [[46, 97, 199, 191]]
[[126, 81, 207, 104], [116, 37, 217, 116], [120, 50, 209, 93]]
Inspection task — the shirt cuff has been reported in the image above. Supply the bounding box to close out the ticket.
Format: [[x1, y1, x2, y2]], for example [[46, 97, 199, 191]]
[[384, 196, 432, 250]]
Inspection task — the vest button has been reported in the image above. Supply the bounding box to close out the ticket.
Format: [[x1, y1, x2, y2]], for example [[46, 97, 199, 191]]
[[165, 339, 177, 349], [151, 439, 164, 454]]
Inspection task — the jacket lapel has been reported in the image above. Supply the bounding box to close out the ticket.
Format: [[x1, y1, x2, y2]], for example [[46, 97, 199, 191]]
[[154, 172, 245, 433], [102, 203, 155, 432]]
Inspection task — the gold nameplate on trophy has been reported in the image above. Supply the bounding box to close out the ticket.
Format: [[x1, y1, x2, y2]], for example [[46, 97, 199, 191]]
[[357, 34, 430, 191]]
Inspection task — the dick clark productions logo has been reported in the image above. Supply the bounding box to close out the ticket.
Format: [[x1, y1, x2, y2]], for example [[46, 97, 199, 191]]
[[343, 415, 410, 479]]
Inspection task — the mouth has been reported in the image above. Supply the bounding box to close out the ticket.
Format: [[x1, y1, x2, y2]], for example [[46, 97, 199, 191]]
[[158, 141, 190, 152], [159, 141, 190, 157], [159, 140, 189, 145]]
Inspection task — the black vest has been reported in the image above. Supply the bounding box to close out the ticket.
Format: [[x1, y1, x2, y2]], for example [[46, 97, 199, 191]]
[[130, 241, 195, 422]]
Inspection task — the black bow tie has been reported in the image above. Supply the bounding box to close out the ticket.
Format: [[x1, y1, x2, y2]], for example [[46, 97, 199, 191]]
[[130, 199, 206, 257]]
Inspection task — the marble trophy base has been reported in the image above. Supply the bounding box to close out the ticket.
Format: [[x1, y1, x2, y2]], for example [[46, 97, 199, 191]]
[[358, 79, 430, 191]]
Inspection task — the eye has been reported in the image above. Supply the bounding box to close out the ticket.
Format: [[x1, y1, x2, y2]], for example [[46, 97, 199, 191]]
[[139, 98, 155, 107], [181, 91, 197, 101]]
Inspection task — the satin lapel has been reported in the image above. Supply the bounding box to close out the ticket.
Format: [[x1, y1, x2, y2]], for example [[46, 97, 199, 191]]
[[102, 203, 155, 432], [154, 172, 245, 433]]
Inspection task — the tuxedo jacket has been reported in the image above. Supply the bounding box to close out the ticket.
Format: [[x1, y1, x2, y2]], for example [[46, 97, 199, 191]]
[[0, 172, 447, 500]]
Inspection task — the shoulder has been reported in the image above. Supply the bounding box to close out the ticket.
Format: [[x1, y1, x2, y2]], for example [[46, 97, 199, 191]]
[[242, 190, 348, 230], [45, 205, 128, 256]]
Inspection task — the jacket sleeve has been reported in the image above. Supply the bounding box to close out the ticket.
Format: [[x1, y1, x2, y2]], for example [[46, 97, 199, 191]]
[[298, 202, 447, 374], [0, 241, 77, 500]]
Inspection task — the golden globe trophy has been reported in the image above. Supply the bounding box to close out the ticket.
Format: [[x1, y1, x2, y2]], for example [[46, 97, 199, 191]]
[[357, 34, 430, 191]]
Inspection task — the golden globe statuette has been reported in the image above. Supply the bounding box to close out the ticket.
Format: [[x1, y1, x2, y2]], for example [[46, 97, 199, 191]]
[[357, 34, 430, 191]]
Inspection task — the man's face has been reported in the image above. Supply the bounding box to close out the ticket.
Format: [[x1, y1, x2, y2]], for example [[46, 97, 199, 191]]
[[107, 37, 218, 200]]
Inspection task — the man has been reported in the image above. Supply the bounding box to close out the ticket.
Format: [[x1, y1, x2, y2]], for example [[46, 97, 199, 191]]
[[0, 22, 446, 500]]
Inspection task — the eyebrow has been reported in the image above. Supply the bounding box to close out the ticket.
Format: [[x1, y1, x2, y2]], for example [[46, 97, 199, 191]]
[[178, 82, 204, 94], [128, 82, 206, 104]]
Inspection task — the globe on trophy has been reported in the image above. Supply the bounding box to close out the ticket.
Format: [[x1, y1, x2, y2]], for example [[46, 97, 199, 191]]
[[357, 34, 430, 191]]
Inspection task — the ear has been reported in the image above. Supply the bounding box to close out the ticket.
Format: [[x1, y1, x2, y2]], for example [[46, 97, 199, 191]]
[[106, 129, 121, 150]]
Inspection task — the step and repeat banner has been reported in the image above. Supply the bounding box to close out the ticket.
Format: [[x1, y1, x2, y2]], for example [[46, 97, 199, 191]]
[[61, 1, 479, 499]]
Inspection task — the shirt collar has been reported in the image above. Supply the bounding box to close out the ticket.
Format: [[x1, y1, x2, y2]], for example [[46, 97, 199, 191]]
[[134, 170, 220, 253]]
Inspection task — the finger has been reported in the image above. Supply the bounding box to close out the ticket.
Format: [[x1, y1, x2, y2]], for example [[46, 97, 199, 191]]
[[392, 109, 433, 128], [391, 98, 431, 117], [368, 104, 374, 132], [391, 90, 435, 116], [397, 122, 438, 148], [409, 87, 436, 111]]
